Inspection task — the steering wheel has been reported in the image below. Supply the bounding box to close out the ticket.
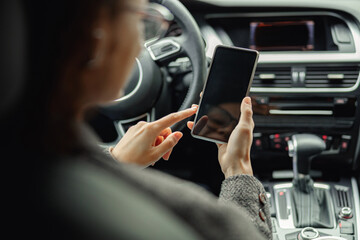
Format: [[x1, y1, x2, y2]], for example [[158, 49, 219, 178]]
[[97, 0, 206, 142]]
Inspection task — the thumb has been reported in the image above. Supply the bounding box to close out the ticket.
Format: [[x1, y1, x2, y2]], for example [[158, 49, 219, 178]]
[[187, 121, 194, 130], [154, 132, 183, 158], [239, 97, 253, 125]]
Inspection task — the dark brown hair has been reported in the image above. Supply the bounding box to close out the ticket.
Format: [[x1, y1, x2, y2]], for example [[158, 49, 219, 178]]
[[18, 0, 124, 155]]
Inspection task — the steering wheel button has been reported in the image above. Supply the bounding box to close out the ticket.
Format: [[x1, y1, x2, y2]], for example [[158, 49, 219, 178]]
[[161, 44, 176, 52], [147, 39, 181, 61], [152, 49, 162, 57]]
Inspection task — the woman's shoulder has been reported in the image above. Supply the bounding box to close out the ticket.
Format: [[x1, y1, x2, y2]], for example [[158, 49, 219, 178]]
[[27, 151, 202, 240]]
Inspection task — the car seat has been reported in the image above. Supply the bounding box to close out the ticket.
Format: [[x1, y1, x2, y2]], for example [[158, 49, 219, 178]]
[[1, 1, 200, 239]]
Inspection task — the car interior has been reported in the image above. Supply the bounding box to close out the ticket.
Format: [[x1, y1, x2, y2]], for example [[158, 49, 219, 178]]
[[4, 0, 359, 239], [88, 0, 360, 239]]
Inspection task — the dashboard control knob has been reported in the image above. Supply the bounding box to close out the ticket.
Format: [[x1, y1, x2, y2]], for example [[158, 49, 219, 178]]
[[299, 227, 319, 240], [339, 207, 353, 219]]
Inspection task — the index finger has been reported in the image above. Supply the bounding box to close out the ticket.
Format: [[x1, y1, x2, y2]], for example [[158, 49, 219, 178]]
[[151, 106, 198, 133]]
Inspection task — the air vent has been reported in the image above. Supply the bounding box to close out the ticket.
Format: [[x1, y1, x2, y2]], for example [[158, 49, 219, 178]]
[[334, 185, 351, 208], [252, 67, 292, 88], [305, 65, 359, 88]]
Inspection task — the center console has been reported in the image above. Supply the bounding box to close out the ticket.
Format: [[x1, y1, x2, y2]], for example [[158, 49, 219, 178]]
[[265, 178, 359, 240], [262, 134, 359, 240], [191, 4, 360, 239]]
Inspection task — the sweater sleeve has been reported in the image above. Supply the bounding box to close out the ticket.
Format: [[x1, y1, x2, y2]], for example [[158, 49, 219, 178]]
[[219, 174, 272, 239]]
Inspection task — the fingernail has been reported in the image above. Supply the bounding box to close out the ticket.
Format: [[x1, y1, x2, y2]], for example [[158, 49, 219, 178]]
[[173, 132, 183, 141], [191, 106, 198, 111], [244, 97, 251, 105]]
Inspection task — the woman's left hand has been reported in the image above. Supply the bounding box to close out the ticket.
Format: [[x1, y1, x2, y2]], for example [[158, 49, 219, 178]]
[[109, 106, 197, 167], [187, 98, 254, 178]]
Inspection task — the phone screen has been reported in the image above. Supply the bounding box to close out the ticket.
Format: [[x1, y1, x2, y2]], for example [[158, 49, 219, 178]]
[[191, 45, 259, 143]]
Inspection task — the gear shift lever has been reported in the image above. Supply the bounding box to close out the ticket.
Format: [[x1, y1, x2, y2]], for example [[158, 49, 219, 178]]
[[288, 134, 325, 193], [287, 134, 334, 228]]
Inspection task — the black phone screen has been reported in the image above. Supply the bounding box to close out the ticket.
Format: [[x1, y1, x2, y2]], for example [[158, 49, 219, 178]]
[[191, 45, 258, 143]]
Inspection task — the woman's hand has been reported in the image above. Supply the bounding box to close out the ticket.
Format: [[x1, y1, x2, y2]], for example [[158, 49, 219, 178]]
[[187, 97, 254, 178], [110, 106, 198, 167]]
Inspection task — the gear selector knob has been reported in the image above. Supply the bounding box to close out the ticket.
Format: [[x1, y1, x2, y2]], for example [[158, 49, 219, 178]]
[[288, 134, 325, 180]]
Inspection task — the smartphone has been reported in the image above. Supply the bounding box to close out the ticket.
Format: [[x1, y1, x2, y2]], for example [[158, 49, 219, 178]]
[[191, 45, 259, 144]]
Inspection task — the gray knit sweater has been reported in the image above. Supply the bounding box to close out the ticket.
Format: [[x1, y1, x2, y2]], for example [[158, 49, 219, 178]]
[[45, 125, 272, 239]]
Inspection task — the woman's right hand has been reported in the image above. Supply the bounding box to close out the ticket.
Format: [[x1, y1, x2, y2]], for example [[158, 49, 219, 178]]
[[110, 106, 197, 167], [187, 97, 254, 178]]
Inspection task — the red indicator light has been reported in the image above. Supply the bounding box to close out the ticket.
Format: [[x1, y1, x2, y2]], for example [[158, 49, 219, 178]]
[[275, 143, 281, 149], [274, 134, 280, 138], [322, 135, 327, 140], [279, 191, 284, 196], [335, 99, 345, 104], [255, 139, 262, 147]]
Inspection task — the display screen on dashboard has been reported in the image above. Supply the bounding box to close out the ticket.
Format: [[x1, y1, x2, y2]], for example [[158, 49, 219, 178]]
[[249, 20, 314, 51]]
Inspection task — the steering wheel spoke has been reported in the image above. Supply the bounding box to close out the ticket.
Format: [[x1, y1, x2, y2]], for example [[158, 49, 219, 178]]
[[115, 108, 156, 138], [105, 108, 157, 147], [146, 37, 183, 62], [98, 108, 156, 151]]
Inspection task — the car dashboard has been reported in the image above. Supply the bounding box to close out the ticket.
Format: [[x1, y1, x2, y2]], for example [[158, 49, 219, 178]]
[[179, 0, 360, 239]]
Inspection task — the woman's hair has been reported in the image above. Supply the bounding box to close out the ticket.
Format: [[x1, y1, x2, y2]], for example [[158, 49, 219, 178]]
[[16, 0, 125, 155]]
